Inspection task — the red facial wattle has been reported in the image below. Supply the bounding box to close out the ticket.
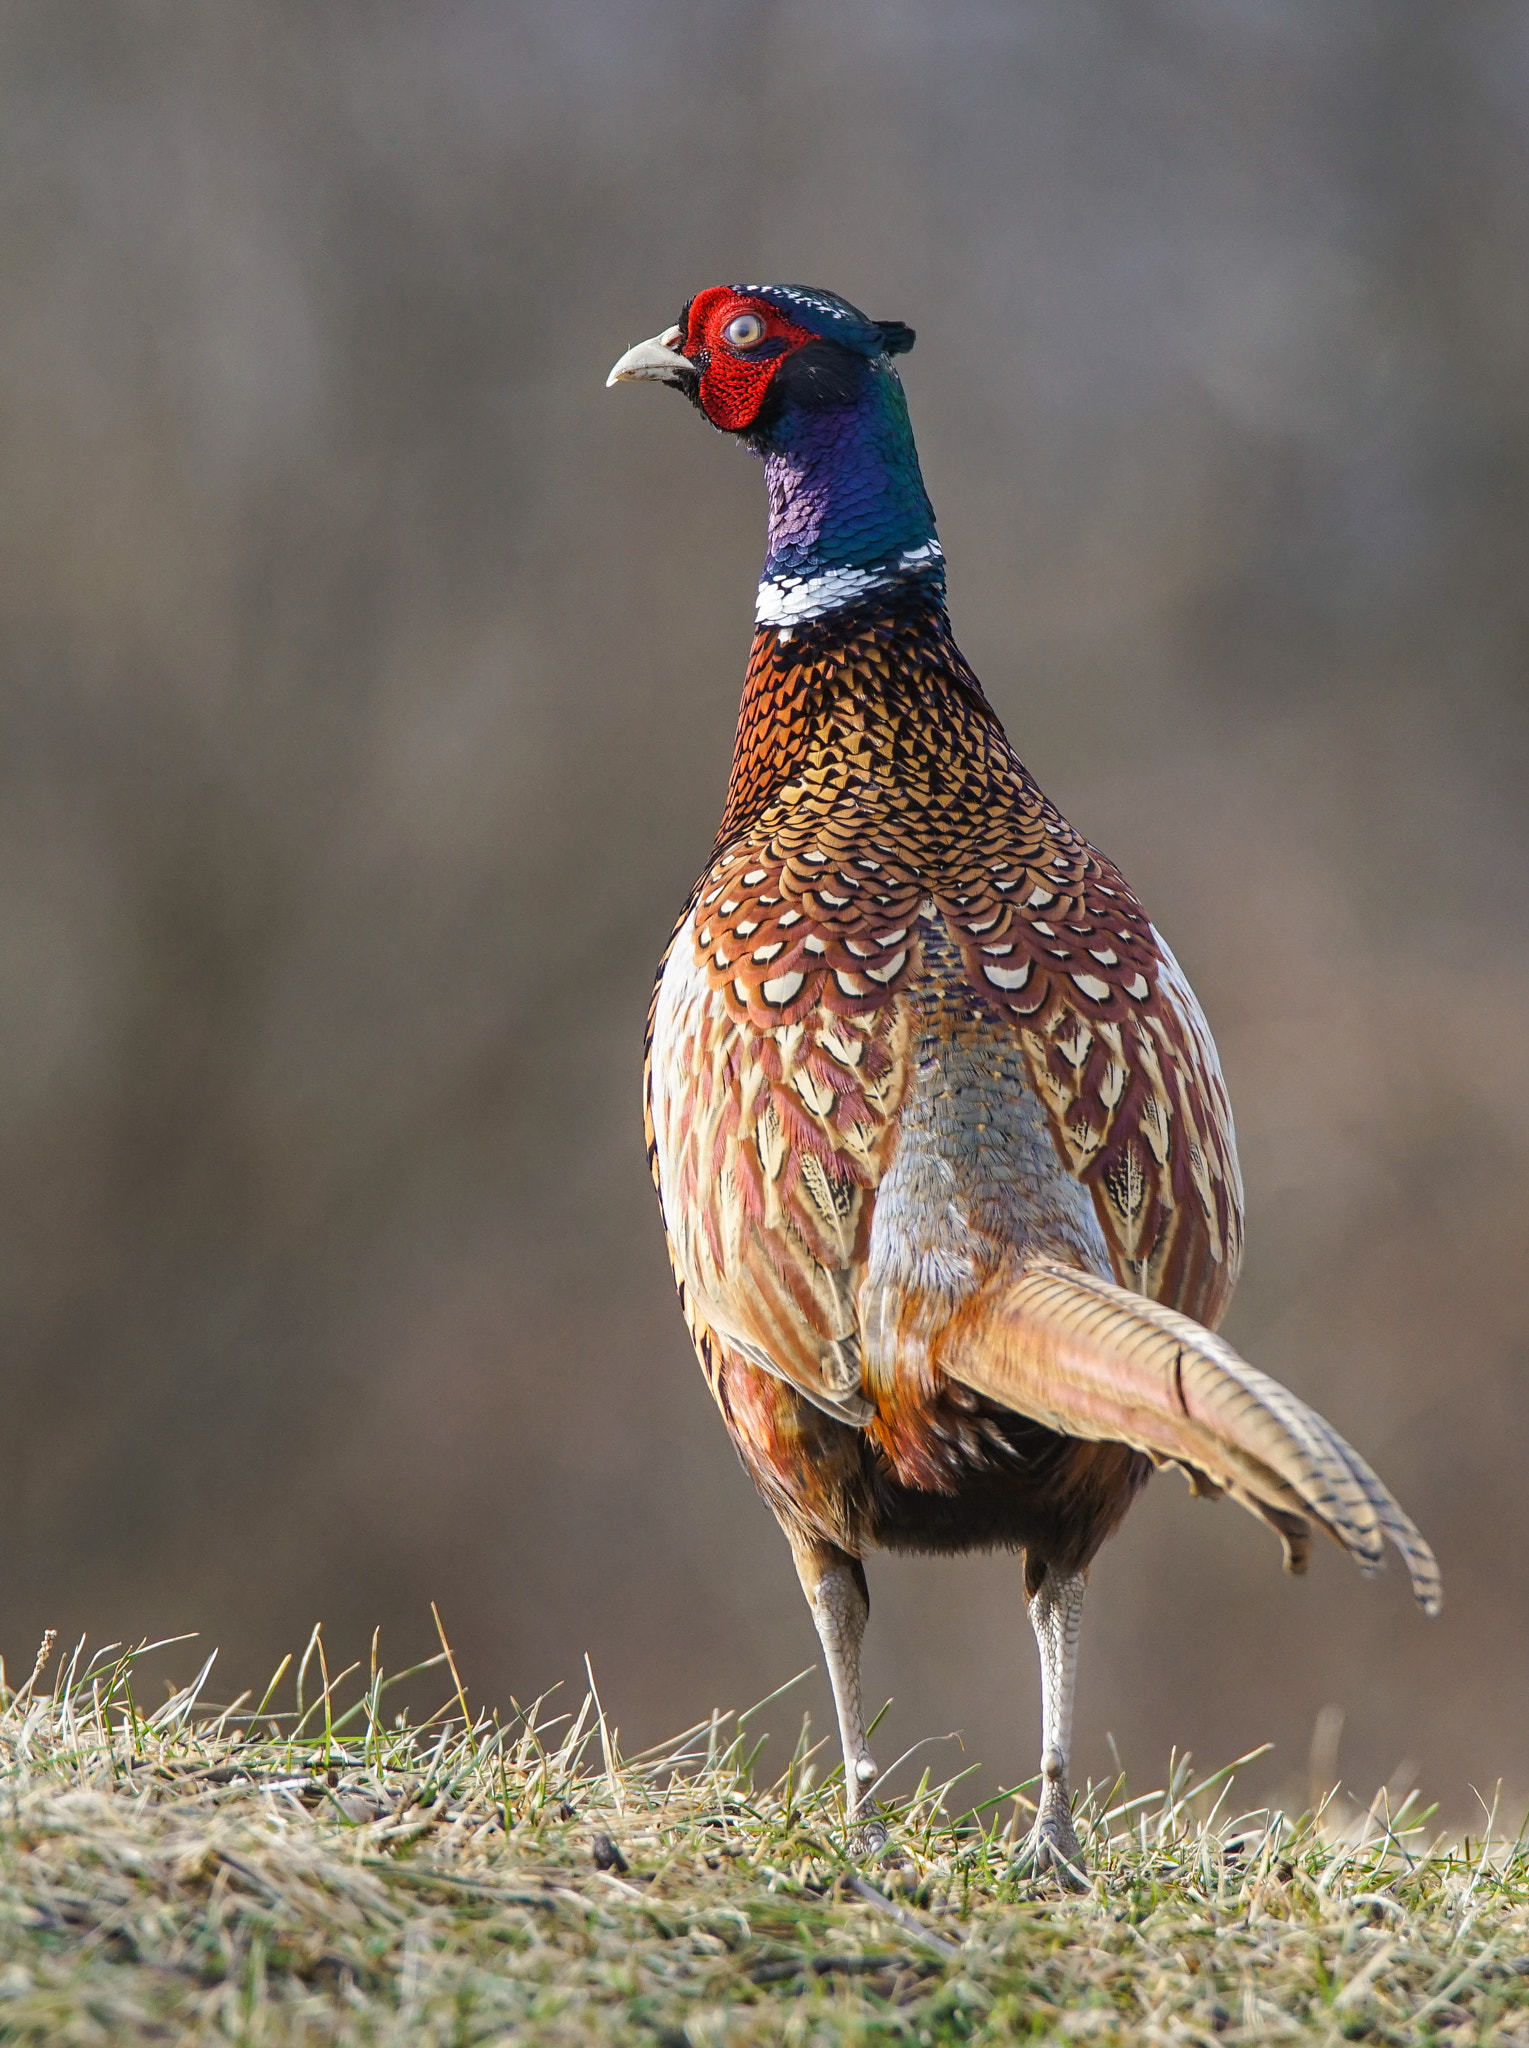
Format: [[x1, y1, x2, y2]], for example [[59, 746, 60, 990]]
[[681, 288, 816, 432]]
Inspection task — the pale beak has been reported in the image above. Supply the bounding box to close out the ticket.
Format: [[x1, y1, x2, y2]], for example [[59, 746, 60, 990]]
[[605, 325, 697, 390]]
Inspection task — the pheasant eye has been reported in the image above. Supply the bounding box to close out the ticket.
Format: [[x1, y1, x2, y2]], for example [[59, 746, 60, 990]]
[[723, 312, 767, 350]]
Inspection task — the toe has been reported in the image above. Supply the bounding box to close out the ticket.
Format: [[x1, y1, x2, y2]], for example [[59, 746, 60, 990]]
[[848, 1817, 889, 1859], [1017, 1820, 1088, 1890]]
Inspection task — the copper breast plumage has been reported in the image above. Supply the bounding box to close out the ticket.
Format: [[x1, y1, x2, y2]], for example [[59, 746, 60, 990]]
[[646, 590, 1244, 1461]]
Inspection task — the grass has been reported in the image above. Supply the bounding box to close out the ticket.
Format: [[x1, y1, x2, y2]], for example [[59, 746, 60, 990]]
[[0, 1623, 1524, 2046]]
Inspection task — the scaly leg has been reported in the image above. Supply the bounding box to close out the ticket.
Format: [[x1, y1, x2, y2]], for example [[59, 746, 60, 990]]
[[1021, 1561, 1088, 1887], [790, 1536, 880, 1827]]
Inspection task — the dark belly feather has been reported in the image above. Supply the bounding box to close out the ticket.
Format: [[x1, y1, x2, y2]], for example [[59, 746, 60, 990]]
[[718, 1347, 1148, 1574]]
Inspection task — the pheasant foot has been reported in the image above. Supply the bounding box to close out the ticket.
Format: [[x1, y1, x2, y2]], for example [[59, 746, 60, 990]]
[[1015, 1802, 1088, 1889], [847, 1815, 889, 1859]]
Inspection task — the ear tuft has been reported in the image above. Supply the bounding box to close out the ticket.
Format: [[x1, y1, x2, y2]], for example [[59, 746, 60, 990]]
[[876, 321, 916, 357]]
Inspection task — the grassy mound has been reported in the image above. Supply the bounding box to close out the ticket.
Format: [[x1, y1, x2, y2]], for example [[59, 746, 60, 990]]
[[0, 1626, 1523, 2045]]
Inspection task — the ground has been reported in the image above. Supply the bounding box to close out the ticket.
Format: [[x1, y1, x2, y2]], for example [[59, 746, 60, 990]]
[[0, 1629, 1523, 2046]]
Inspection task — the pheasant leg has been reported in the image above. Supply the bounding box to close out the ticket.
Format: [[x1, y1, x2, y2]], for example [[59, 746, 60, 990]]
[[790, 1538, 880, 1828], [1021, 1564, 1088, 1887]]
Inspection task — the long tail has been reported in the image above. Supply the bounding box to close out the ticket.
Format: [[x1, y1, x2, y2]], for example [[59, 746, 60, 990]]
[[937, 1261, 1441, 1614]]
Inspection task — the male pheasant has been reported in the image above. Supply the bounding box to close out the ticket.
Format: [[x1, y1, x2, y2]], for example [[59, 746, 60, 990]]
[[608, 284, 1439, 1878]]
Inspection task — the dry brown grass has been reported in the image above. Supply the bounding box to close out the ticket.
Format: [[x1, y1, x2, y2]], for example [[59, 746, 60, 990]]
[[0, 1625, 1524, 2045]]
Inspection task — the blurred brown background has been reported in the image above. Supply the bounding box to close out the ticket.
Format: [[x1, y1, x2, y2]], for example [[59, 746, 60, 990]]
[[2, 2, 1525, 1821]]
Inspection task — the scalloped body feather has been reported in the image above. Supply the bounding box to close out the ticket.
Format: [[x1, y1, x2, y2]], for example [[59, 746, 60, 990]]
[[644, 585, 1436, 1595]]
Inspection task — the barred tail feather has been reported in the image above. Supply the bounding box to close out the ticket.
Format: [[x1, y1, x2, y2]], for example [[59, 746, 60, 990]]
[[938, 1261, 1441, 1615]]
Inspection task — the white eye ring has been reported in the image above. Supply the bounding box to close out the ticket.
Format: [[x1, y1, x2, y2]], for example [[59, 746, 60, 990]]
[[724, 312, 767, 350]]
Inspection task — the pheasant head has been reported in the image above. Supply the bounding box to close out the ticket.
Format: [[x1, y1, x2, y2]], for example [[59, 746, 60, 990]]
[[608, 283, 941, 630]]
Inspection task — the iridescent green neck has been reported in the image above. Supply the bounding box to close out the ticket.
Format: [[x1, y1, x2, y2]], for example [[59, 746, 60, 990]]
[[754, 357, 943, 630]]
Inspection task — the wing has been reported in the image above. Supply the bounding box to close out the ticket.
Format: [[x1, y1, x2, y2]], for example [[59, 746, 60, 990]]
[[644, 882, 910, 1431], [931, 821, 1245, 1327]]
